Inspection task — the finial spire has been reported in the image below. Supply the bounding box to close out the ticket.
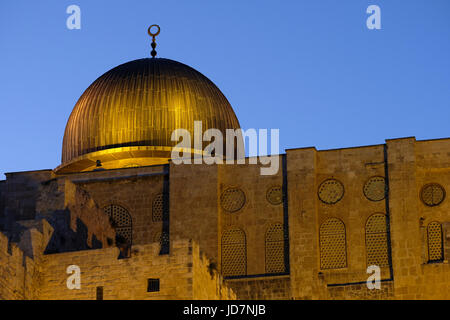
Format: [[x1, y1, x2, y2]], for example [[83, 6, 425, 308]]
[[148, 24, 160, 58]]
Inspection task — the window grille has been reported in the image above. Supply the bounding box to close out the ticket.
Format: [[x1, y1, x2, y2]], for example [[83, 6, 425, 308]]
[[152, 194, 164, 222], [319, 218, 347, 269], [266, 186, 283, 205], [265, 223, 285, 273], [103, 204, 132, 245], [365, 213, 389, 267], [428, 222, 443, 262], [147, 279, 160, 292], [363, 177, 386, 201], [421, 184, 445, 207], [221, 188, 246, 213], [318, 179, 344, 205], [221, 228, 246, 276]]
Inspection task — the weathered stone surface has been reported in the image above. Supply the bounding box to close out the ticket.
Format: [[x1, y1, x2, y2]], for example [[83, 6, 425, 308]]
[[1, 137, 450, 299]]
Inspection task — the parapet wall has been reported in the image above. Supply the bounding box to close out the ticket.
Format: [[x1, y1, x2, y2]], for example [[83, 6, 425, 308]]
[[36, 178, 115, 253], [1, 230, 235, 300], [2, 170, 53, 222], [38, 239, 235, 300], [0, 220, 53, 299], [0, 231, 28, 299], [192, 245, 236, 299]]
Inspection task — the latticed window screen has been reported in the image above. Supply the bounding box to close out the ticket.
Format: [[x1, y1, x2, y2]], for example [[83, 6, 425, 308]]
[[421, 184, 446, 207], [318, 179, 345, 205], [221, 229, 246, 276], [365, 213, 389, 267], [265, 223, 285, 273], [363, 177, 386, 202], [104, 204, 132, 245], [319, 218, 347, 269], [427, 222, 443, 262], [266, 186, 283, 205], [221, 188, 246, 213], [152, 194, 164, 222]]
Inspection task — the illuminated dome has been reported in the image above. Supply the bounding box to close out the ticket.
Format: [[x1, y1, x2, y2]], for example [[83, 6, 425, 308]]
[[56, 58, 241, 173]]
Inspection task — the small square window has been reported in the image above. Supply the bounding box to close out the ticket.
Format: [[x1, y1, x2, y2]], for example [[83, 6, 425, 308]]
[[147, 278, 160, 292]]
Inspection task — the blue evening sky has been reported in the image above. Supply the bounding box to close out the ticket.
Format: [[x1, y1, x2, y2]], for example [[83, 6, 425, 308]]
[[0, 0, 449, 178]]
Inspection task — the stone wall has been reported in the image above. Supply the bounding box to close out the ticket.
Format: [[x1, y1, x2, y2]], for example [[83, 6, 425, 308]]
[[284, 137, 450, 299], [0, 231, 30, 299], [65, 165, 167, 247], [192, 244, 236, 299], [2, 137, 450, 300], [226, 275, 291, 300], [285, 147, 320, 299], [38, 239, 235, 300], [35, 178, 115, 253], [0, 220, 52, 300], [218, 158, 285, 276], [285, 144, 391, 299], [387, 137, 450, 299], [326, 281, 395, 300], [1, 220, 235, 300], [2, 170, 53, 223], [170, 162, 220, 263]]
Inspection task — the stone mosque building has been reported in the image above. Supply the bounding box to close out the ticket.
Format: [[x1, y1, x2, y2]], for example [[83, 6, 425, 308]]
[[1, 26, 449, 300]]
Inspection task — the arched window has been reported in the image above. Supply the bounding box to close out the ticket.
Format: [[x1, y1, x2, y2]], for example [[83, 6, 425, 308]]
[[221, 228, 246, 277], [103, 204, 132, 246], [265, 223, 285, 273], [365, 213, 389, 267], [428, 222, 443, 262], [319, 218, 347, 269]]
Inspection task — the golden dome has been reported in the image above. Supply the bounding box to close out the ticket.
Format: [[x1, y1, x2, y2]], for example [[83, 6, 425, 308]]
[[56, 58, 241, 173]]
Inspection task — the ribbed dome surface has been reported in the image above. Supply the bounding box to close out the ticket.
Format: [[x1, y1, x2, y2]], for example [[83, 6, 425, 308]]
[[59, 58, 240, 172]]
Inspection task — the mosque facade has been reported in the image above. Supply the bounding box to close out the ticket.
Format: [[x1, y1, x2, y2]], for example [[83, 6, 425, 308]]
[[1, 29, 449, 299]]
